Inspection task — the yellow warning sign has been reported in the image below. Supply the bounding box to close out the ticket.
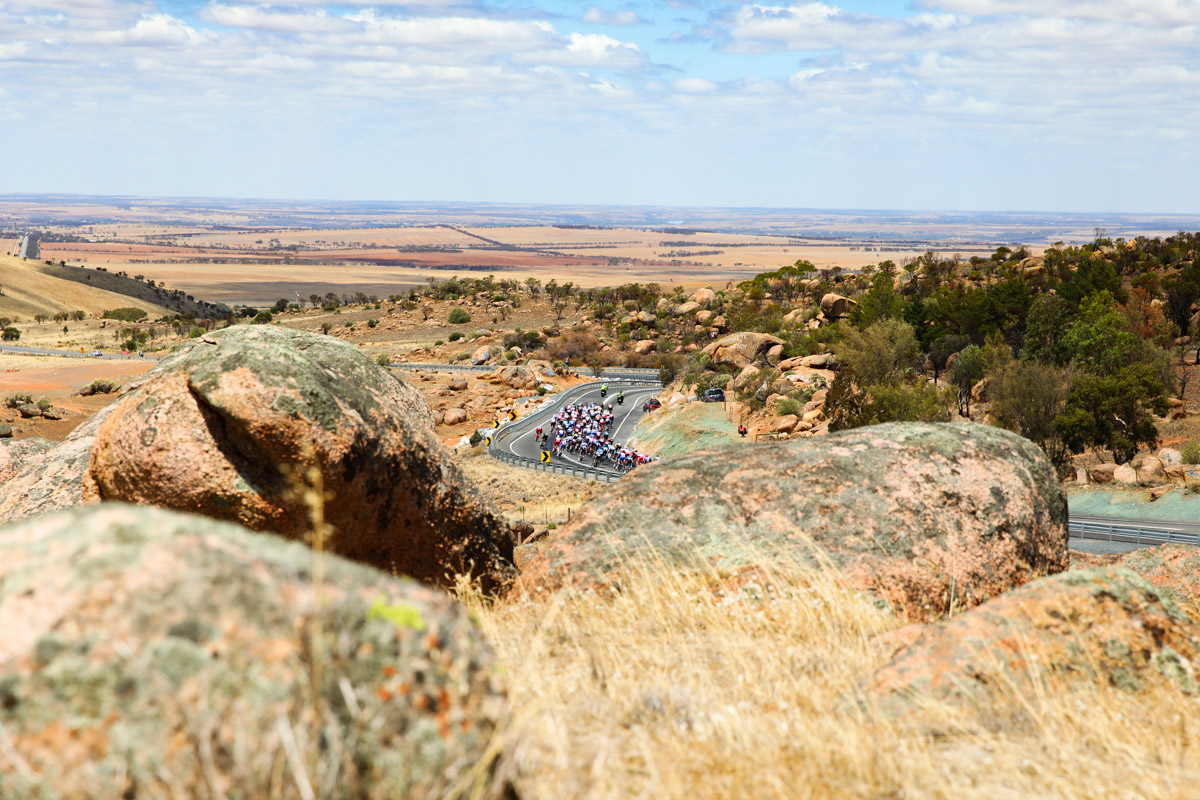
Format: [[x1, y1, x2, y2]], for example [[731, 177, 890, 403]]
[[493, 419, 501, 429], [541, 451, 551, 463], [508, 410, 517, 421], [485, 436, 493, 446]]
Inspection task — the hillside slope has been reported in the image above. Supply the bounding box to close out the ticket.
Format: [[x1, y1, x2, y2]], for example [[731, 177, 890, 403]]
[[0, 256, 170, 320]]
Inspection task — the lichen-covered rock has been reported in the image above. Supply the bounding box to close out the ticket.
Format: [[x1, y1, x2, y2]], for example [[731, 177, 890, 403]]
[[0, 504, 507, 800], [520, 422, 1068, 620], [0, 437, 52, 487], [0, 365, 164, 523], [1114, 543, 1200, 619], [85, 326, 515, 592], [858, 567, 1200, 712]]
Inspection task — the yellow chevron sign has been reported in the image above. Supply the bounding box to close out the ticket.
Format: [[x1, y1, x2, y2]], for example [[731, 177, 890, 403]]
[[508, 410, 517, 421], [493, 419, 501, 428], [541, 451, 551, 463], [485, 436, 493, 446]]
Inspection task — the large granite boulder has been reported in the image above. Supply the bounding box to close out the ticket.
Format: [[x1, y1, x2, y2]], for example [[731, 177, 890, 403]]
[[0, 437, 52, 488], [82, 326, 514, 592], [701, 332, 786, 370], [0, 504, 507, 799], [859, 567, 1200, 713], [520, 422, 1068, 620]]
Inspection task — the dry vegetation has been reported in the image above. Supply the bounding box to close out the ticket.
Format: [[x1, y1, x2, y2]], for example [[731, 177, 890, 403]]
[[460, 545, 1200, 800]]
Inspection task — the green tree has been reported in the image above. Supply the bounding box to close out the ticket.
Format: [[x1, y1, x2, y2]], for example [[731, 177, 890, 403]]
[[1060, 291, 1138, 376], [447, 307, 471, 324], [2, 327, 19, 341], [850, 267, 906, 327], [1023, 294, 1073, 365], [948, 344, 986, 417], [834, 318, 920, 388], [989, 360, 1074, 465], [1055, 363, 1168, 463]]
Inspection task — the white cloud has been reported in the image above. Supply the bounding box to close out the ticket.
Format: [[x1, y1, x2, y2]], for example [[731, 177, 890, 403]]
[[89, 13, 205, 46], [673, 76, 717, 92], [515, 32, 646, 68], [202, 6, 357, 34], [582, 6, 645, 26]]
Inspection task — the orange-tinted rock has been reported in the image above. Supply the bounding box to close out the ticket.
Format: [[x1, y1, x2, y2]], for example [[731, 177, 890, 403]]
[[85, 326, 514, 593], [520, 422, 1068, 620], [859, 567, 1200, 711], [1114, 543, 1200, 618], [0, 504, 507, 798]]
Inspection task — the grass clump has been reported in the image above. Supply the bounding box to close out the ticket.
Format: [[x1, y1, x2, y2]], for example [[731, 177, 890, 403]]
[[460, 540, 1200, 800]]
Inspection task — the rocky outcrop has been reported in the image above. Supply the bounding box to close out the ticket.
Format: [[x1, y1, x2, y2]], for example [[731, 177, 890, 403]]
[[0, 437, 52, 487], [1114, 543, 1200, 619], [471, 345, 493, 365], [859, 567, 1200, 712], [82, 326, 515, 592], [702, 332, 786, 370], [633, 339, 657, 355], [1088, 463, 1117, 484], [820, 294, 857, 320], [692, 287, 716, 305], [0, 504, 507, 799], [520, 422, 1068, 620]]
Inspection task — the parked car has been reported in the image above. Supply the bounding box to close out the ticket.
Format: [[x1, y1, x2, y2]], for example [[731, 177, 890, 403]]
[[90, 350, 103, 358], [642, 398, 662, 412], [700, 388, 725, 403]]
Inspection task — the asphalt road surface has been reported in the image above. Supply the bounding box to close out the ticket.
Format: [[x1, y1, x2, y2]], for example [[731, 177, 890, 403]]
[[0, 344, 155, 361], [499, 383, 662, 479]]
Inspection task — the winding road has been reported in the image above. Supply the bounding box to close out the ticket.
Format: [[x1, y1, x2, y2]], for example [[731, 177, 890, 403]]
[[490, 380, 662, 481]]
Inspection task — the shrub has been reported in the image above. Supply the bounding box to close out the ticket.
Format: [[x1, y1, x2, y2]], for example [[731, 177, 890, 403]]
[[71, 310, 87, 321], [344, 321, 353, 328], [367, 318, 379, 329], [449, 332, 464, 342], [89, 379, 117, 394], [102, 308, 147, 322], [321, 322, 332, 334], [5, 394, 33, 408], [1183, 442, 1200, 465], [434, 339, 445, 347], [376, 354, 391, 366], [2, 327, 18, 341], [189, 326, 205, 338], [448, 308, 471, 324], [776, 397, 802, 416], [36, 399, 51, 412], [252, 311, 273, 325]]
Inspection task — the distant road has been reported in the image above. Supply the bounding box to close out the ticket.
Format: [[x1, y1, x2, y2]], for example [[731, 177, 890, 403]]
[[0, 344, 156, 361], [1069, 514, 1200, 550]]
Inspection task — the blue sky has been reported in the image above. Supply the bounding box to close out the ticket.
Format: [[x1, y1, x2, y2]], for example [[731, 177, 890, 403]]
[[1, 0, 1198, 212]]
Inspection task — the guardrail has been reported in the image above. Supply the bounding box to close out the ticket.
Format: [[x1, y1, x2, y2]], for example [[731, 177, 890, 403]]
[[487, 377, 662, 482], [490, 448, 624, 483], [1068, 517, 1200, 548]]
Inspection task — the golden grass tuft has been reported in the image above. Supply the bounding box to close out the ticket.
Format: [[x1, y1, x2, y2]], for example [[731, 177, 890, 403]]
[[461, 546, 1200, 799]]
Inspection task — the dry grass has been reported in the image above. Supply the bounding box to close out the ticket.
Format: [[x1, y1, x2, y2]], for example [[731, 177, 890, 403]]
[[457, 452, 600, 528], [462, 546, 1200, 799]]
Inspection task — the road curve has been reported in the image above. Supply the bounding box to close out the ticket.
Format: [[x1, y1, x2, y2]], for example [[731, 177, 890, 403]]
[[489, 379, 662, 481]]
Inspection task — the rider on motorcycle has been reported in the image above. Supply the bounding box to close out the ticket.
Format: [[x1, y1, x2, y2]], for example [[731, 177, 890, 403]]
[[600, 383, 608, 397], [617, 391, 625, 405]]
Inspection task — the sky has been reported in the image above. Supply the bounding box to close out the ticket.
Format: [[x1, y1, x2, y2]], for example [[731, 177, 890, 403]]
[[1, 0, 1198, 212]]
